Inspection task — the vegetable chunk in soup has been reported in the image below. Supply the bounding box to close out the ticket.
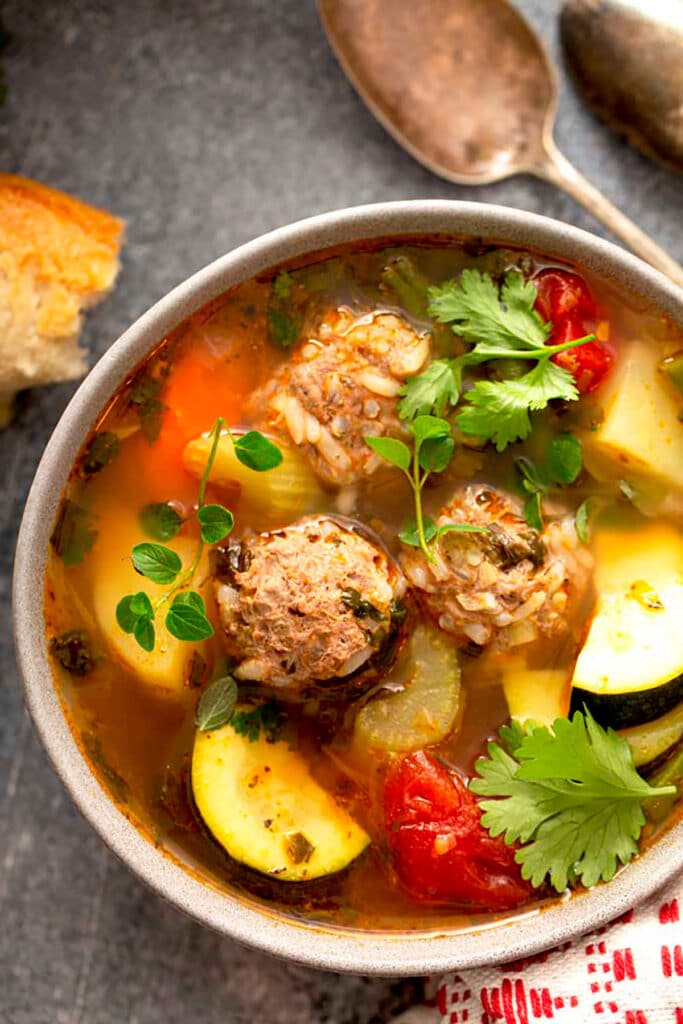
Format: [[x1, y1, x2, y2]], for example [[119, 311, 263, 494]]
[[45, 238, 683, 929]]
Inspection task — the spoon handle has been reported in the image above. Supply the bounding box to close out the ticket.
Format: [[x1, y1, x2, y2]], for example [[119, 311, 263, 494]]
[[538, 139, 683, 289]]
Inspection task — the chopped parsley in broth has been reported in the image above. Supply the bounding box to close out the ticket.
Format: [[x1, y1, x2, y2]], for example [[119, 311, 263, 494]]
[[44, 238, 683, 929]]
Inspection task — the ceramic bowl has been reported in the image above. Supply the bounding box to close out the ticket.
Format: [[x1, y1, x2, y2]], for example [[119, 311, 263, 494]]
[[13, 201, 683, 975]]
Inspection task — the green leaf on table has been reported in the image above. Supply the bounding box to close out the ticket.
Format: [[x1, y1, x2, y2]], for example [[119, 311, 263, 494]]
[[132, 542, 182, 584]]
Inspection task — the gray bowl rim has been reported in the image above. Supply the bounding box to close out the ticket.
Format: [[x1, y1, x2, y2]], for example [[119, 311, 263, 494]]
[[13, 200, 683, 976]]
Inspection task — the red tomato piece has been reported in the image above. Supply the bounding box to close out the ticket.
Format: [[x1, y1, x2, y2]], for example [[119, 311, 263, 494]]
[[534, 269, 613, 394], [534, 268, 596, 322], [384, 752, 533, 911]]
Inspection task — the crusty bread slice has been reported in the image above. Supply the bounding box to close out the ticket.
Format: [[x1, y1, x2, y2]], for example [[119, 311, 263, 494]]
[[0, 174, 123, 425]]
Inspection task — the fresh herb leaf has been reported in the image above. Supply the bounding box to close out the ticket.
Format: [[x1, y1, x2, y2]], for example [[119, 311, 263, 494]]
[[575, 498, 592, 544], [166, 591, 214, 641], [515, 434, 583, 530], [231, 700, 285, 743], [81, 431, 120, 476], [398, 359, 462, 419], [198, 503, 234, 544], [523, 491, 544, 532], [140, 502, 183, 541], [382, 255, 431, 318], [364, 435, 411, 472], [49, 630, 95, 676], [398, 516, 438, 548], [133, 617, 155, 652], [116, 591, 153, 634], [545, 433, 583, 484], [428, 269, 550, 351], [458, 359, 579, 450], [196, 675, 238, 732], [272, 270, 294, 300], [233, 430, 283, 471], [411, 270, 594, 448], [50, 500, 98, 566], [365, 416, 457, 561], [471, 710, 676, 892], [128, 373, 167, 442], [398, 518, 487, 547], [132, 542, 182, 584], [524, 491, 544, 532], [268, 308, 300, 349], [340, 587, 385, 621], [117, 418, 230, 652]]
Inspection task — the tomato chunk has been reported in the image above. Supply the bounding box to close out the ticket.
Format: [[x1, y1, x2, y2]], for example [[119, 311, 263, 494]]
[[384, 752, 532, 911], [534, 268, 613, 394]]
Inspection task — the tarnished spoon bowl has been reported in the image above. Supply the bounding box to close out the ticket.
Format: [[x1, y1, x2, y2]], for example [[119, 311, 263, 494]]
[[318, 0, 683, 287], [561, 0, 683, 174]]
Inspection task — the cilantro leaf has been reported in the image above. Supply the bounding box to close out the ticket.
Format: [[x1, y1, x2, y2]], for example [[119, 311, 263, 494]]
[[398, 359, 462, 419], [457, 359, 578, 450], [428, 269, 550, 351], [471, 710, 675, 892], [545, 433, 583, 484]]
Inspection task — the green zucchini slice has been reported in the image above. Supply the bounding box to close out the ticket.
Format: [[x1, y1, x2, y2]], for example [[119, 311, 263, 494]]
[[571, 523, 683, 729], [192, 713, 370, 881], [620, 701, 683, 768]]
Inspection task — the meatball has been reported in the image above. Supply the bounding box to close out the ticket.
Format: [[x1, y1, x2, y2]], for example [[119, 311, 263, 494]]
[[214, 516, 408, 698], [252, 308, 430, 487], [400, 485, 592, 651]]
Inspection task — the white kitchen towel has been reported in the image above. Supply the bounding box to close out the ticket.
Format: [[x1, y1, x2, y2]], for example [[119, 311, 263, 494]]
[[419, 876, 683, 1023]]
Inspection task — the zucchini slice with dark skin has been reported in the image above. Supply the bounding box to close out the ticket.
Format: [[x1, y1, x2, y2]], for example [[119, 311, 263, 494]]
[[620, 701, 683, 768], [571, 523, 683, 729], [192, 711, 370, 881]]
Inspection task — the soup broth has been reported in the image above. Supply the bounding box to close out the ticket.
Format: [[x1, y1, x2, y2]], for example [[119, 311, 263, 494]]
[[45, 237, 683, 929]]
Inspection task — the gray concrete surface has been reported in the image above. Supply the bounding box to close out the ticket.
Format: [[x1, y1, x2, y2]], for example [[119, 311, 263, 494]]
[[0, 1, 681, 1022]]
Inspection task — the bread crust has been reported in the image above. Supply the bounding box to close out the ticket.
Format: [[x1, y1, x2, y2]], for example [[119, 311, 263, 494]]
[[0, 174, 123, 424]]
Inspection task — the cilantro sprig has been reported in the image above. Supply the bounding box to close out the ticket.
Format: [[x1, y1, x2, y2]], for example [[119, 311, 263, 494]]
[[365, 416, 487, 561], [116, 419, 282, 651], [398, 270, 596, 450], [471, 711, 676, 893]]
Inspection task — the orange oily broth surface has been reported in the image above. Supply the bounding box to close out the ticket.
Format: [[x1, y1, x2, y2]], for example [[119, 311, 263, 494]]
[[45, 239, 683, 929]]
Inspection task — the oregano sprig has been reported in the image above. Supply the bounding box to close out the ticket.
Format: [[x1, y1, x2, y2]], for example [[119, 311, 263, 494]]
[[365, 416, 487, 561], [116, 418, 281, 651]]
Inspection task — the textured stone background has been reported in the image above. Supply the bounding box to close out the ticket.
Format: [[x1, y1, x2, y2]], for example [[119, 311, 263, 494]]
[[1, 2, 681, 1022]]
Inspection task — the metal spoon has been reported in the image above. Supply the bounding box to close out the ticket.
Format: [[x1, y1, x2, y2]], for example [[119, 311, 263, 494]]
[[318, 0, 683, 288], [561, 0, 683, 174]]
